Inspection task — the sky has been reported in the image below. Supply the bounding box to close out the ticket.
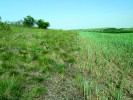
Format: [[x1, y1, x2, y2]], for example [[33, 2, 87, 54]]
[[0, 0, 133, 29]]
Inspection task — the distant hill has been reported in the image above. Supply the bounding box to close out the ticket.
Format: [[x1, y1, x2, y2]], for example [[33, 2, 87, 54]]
[[76, 28, 133, 33]]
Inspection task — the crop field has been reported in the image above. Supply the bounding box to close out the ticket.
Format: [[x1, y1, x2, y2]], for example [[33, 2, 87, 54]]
[[77, 32, 133, 100], [0, 26, 133, 100]]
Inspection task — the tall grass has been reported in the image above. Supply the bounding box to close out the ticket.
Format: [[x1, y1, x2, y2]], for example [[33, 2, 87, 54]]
[[0, 26, 78, 99]]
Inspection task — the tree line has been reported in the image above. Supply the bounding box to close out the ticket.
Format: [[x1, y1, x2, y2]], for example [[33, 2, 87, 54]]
[[0, 15, 50, 29], [23, 15, 50, 29]]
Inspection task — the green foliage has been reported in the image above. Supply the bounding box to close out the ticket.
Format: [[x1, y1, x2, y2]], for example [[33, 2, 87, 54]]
[[23, 15, 35, 27], [36, 19, 50, 29]]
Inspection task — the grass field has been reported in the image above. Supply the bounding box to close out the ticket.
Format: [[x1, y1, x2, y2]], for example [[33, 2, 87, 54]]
[[0, 26, 81, 99], [0, 26, 133, 99]]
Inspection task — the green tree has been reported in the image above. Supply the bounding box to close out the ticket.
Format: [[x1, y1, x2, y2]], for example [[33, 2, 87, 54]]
[[23, 15, 35, 27], [36, 19, 50, 29]]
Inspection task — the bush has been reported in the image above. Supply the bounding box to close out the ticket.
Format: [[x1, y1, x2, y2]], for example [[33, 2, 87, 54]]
[[36, 19, 50, 29], [23, 15, 35, 27]]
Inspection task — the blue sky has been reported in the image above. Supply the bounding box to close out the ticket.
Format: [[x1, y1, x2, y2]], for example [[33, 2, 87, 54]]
[[0, 0, 133, 29]]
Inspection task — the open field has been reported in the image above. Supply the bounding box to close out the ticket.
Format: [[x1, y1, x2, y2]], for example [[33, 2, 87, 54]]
[[0, 26, 133, 100]]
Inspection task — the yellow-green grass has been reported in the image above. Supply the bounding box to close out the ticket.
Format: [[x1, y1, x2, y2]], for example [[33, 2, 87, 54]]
[[0, 26, 79, 99]]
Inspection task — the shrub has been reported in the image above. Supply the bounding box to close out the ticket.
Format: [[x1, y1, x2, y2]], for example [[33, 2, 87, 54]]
[[36, 19, 50, 29]]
